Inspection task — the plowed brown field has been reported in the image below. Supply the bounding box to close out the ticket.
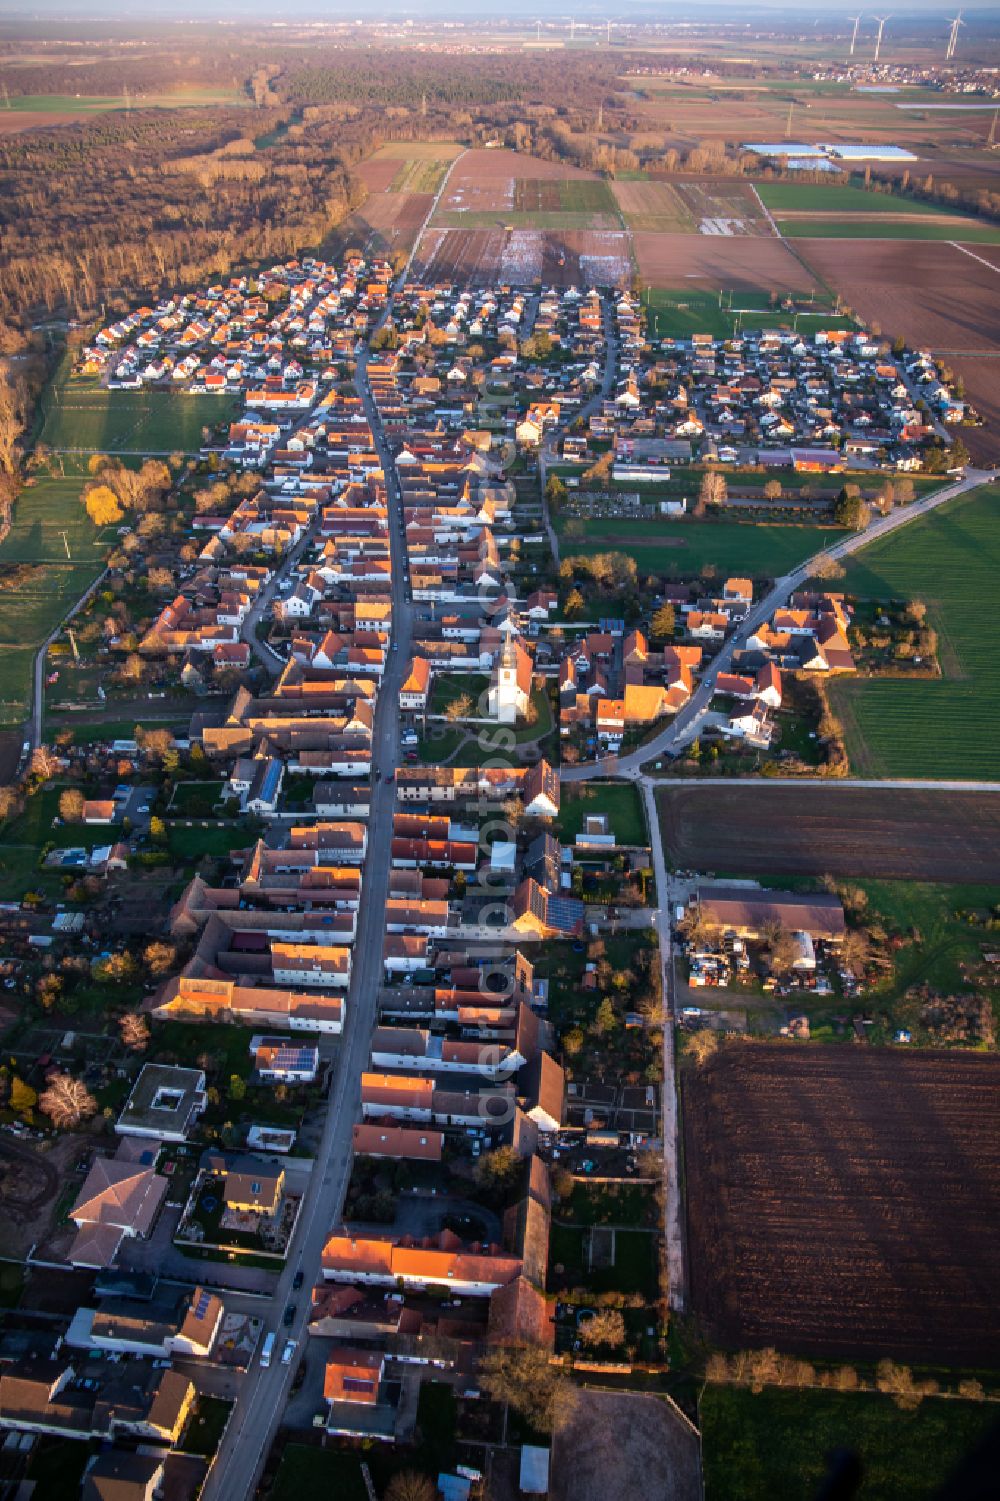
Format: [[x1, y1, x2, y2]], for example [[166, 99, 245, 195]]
[[658, 784, 1000, 882], [634, 232, 816, 291], [683, 1045, 1000, 1364]]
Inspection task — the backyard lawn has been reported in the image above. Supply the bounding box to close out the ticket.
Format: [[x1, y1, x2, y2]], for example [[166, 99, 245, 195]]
[[827, 484, 1000, 778], [556, 782, 648, 847], [166, 823, 256, 862]]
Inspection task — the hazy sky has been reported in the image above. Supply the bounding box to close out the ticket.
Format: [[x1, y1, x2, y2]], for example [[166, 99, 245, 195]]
[[4, 1, 999, 18]]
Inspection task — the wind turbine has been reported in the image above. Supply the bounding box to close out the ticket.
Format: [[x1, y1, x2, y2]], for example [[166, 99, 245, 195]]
[[606, 18, 613, 45], [873, 14, 890, 62], [847, 15, 862, 57], [945, 12, 964, 60]]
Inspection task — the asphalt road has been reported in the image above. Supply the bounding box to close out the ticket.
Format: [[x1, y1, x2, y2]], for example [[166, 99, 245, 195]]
[[539, 293, 618, 567], [200, 346, 413, 1501]]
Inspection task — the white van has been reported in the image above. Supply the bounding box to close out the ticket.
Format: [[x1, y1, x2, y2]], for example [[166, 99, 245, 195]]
[[260, 1332, 276, 1368]]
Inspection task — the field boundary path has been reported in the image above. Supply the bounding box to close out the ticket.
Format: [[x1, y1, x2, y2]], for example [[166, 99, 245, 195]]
[[405, 149, 467, 280], [948, 242, 1000, 275], [28, 567, 109, 752], [653, 775, 1000, 792], [642, 778, 685, 1314]]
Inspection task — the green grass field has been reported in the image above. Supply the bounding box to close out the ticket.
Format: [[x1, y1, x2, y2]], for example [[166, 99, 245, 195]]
[[786, 219, 1000, 242], [558, 514, 842, 579], [0, 476, 116, 722], [859, 880, 1000, 1002], [556, 782, 648, 847], [643, 289, 744, 341], [827, 484, 1000, 779], [700, 1385, 997, 1501], [2, 89, 249, 113], [757, 183, 946, 216], [642, 288, 850, 340], [39, 378, 238, 454]]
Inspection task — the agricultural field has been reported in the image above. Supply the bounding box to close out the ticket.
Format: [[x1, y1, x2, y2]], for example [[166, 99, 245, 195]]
[[623, 70, 993, 155], [0, 88, 249, 133], [388, 157, 454, 195], [701, 1385, 998, 1501], [612, 178, 693, 233], [672, 179, 772, 236], [413, 226, 631, 288], [757, 184, 949, 217], [658, 785, 1000, 883], [355, 140, 463, 193], [0, 476, 117, 723], [557, 513, 841, 579], [683, 1044, 1000, 1365], [760, 180, 1000, 241], [783, 218, 1000, 242], [38, 379, 238, 455], [825, 485, 1000, 778], [433, 147, 599, 217], [513, 178, 618, 216], [795, 242, 1000, 461], [328, 190, 433, 260], [633, 235, 816, 293]]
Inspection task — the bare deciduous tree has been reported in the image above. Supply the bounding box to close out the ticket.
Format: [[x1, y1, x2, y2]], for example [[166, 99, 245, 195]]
[[39, 1073, 97, 1130], [119, 1013, 150, 1052]]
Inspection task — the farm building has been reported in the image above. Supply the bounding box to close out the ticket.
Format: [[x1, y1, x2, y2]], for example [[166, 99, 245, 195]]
[[696, 886, 845, 941]]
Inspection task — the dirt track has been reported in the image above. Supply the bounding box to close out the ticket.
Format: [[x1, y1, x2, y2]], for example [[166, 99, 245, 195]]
[[683, 1044, 1000, 1364], [659, 784, 1000, 881]]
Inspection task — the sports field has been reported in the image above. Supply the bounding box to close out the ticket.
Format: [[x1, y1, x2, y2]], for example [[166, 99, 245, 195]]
[[39, 379, 238, 454], [558, 515, 842, 579], [642, 287, 849, 340], [0, 477, 116, 722], [827, 484, 1000, 779]]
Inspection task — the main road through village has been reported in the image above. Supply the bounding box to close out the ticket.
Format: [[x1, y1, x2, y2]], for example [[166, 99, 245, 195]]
[[200, 343, 414, 1501]]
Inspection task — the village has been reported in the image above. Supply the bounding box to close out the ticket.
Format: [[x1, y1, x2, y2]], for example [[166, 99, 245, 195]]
[[0, 223, 984, 1501]]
